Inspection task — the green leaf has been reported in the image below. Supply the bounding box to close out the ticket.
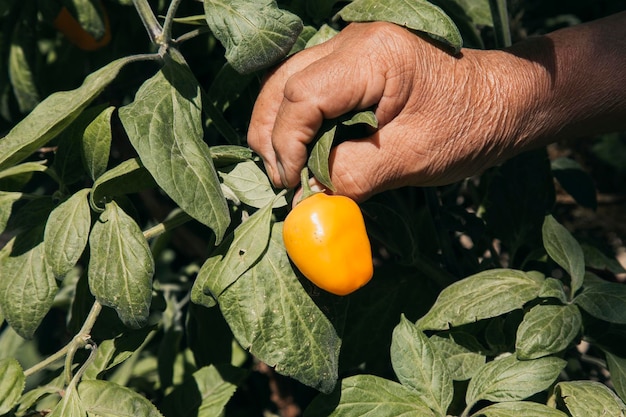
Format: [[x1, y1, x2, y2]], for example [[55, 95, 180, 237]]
[[304, 374, 436, 417], [416, 269, 542, 331], [582, 243, 626, 275], [429, 334, 486, 381], [0, 358, 25, 415], [515, 304, 582, 360], [551, 156, 597, 210], [8, 6, 39, 113], [83, 106, 114, 180], [207, 64, 255, 113], [160, 364, 248, 417], [391, 315, 453, 415], [203, 0, 303, 73], [44, 188, 91, 278], [538, 278, 568, 303], [78, 380, 164, 417], [466, 355, 566, 406], [308, 124, 337, 191], [342, 110, 378, 128], [0, 56, 136, 171], [447, 0, 492, 27], [193, 195, 276, 306], [304, 24, 339, 48], [0, 191, 22, 234], [48, 382, 85, 417], [336, 0, 462, 53], [0, 160, 48, 181], [605, 351, 626, 404], [90, 158, 156, 211], [542, 215, 585, 297], [210, 145, 253, 168], [0, 229, 58, 339], [219, 160, 287, 208], [118, 53, 229, 243], [218, 223, 344, 393], [88, 200, 155, 328], [473, 401, 568, 417], [574, 282, 626, 324], [556, 381, 626, 417], [66, 0, 107, 39], [82, 327, 155, 380]]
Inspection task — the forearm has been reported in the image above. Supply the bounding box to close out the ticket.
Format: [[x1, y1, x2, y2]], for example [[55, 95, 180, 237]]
[[504, 12, 626, 150]]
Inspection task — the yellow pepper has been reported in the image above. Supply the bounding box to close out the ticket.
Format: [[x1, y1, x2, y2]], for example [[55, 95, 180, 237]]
[[283, 192, 373, 295]]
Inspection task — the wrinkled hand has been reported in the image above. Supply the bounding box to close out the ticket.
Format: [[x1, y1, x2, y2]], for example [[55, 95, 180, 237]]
[[248, 22, 539, 201]]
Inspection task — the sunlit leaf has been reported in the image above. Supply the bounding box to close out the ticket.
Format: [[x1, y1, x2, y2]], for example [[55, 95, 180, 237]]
[[556, 381, 626, 417], [118, 52, 229, 242], [0, 358, 25, 415], [516, 304, 582, 360], [474, 401, 568, 417], [391, 315, 453, 415], [78, 380, 164, 417], [219, 160, 287, 208], [203, 0, 303, 73], [90, 158, 156, 211], [88, 201, 154, 328], [417, 269, 542, 330], [82, 106, 114, 180], [466, 355, 566, 406], [0, 56, 137, 171], [429, 334, 485, 381], [337, 0, 462, 53], [304, 374, 435, 416], [218, 223, 344, 393], [44, 188, 91, 278], [542, 214, 585, 297]]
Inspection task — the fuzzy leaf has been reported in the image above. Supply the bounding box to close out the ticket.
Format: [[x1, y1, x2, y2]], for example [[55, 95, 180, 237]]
[[466, 355, 566, 406], [605, 351, 626, 404], [193, 195, 276, 306], [90, 158, 156, 211], [542, 214, 585, 297], [0, 358, 25, 415], [118, 53, 229, 242], [82, 106, 114, 180], [516, 304, 582, 360], [0, 56, 135, 171], [160, 364, 248, 417], [8, 9, 39, 113], [308, 124, 337, 191], [0, 192, 22, 234], [203, 0, 303, 73], [0, 230, 58, 339], [417, 269, 542, 330], [574, 282, 626, 324], [44, 188, 91, 278], [79, 380, 164, 417], [556, 381, 626, 417], [219, 160, 286, 208], [337, 0, 462, 53], [429, 334, 486, 381], [218, 223, 344, 393], [474, 401, 568, 417], [304, 374, 435, 416], [391, 315, 453, 415], [88, 201, 154, 328], [48, 382, 85, 417]]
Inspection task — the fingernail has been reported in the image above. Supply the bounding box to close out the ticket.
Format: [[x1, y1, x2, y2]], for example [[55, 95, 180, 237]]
[[276, 160, 289, 188]]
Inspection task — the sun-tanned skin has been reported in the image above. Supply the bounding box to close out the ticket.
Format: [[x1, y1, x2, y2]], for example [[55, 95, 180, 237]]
[[247, 12, 626, 202]]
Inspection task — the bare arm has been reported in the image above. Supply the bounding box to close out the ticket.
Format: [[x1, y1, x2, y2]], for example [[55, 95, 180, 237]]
[[247, 12, 626, 201]]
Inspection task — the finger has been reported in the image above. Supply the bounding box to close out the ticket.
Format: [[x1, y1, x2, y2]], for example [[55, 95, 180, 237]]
[[248, 45, 336, 187], [271, 52, 388, 188]]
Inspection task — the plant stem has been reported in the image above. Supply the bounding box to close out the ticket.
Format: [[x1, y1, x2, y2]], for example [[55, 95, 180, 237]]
[[489, 0, 512, 48], [174, 26, 211, 44], [24, 301, 103, 379], [133, 0, 163, 45], [161, 0, 184, 44], [64, 301, 102, 384], [143, 210, 193, 240], [298, 167, 316, 202]]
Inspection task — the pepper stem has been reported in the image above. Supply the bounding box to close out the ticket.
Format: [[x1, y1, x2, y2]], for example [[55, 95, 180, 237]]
[[299, 167, 316, 202]]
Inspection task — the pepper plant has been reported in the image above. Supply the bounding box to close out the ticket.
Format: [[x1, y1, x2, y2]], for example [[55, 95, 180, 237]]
[[1, 0, 626, 416]]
